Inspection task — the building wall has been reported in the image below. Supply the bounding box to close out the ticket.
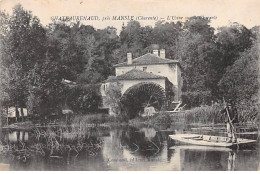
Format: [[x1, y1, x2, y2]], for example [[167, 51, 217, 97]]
[[100, 79, 166, 113], [100, 79, 165, 97], [120, 79, 166, 95], [115, 63, 182, 101]]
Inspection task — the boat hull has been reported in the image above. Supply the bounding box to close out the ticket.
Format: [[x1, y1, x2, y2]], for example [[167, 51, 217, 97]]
[[169, 134, 257, 148]]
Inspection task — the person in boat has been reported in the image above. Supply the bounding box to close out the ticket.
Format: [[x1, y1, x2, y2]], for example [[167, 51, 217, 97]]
[[221, 99, 238, 143]]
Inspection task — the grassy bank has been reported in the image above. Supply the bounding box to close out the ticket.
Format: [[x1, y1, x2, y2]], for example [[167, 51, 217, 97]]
[[71, 113, 125, 126], [4, 102, 259, 129], [129, 103, 259, 127], [183, 104, 223, 124]]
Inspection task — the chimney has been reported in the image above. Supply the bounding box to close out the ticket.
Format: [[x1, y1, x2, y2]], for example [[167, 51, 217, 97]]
[[127, 53, 132, 64], [160, 49, 165, 59], [153, 50, 159, 56]]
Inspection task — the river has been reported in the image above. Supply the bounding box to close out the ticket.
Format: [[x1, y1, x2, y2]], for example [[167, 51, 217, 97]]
[[0, 124, 259, 171]]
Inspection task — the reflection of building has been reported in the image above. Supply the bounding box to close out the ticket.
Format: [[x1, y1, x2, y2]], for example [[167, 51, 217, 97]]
[[101, 49, 183, 115]]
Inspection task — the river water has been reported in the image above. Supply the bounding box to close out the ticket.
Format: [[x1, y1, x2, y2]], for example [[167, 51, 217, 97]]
[[0, 124, 259, 171]]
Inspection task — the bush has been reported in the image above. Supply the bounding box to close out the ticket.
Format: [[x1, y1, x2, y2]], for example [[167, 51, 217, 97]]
[[71, 113, 125, 126], [183, 104, 223, 124], [149, 112, 172, 125], [236, 100, 259, 123], [67, 84, 102, 114], [181, 90, 214, 108]]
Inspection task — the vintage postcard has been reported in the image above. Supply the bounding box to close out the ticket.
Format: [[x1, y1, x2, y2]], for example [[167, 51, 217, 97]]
[[0, 0, 259, 171]]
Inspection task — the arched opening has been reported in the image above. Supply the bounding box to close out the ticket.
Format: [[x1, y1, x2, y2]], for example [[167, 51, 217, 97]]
[[120, 82, 166, 119]]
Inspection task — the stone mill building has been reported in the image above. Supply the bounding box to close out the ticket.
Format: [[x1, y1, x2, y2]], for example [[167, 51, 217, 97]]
[[100, 49, 183, 117]]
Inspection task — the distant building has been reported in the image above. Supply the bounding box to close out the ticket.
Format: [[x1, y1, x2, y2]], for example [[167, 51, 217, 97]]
[[101, 49, 183, 116]]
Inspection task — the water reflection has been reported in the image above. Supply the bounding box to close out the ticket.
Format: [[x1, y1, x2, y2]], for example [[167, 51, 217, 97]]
[[8, 131, 28, 143], [0, 125, 259, 171]]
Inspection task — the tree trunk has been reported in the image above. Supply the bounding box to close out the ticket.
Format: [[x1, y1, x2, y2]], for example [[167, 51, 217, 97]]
[[15, 105, 19, 122], [22, 131, 25, 141], [6, 106, 8, 126], [20, 107, 24, 122]]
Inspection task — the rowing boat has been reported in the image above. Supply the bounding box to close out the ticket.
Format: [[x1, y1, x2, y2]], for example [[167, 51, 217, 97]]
[[169, 134, 257, 148]]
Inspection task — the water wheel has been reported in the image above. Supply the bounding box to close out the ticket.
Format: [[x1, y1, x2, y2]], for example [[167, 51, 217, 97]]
[[121, 82, 166, 119]]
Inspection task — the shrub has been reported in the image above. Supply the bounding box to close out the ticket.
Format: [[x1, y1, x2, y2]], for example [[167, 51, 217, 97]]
[[183, 104, 223, 124], [67, 84, 102, 114], [149, 112, 172, 125], [71, 113, 124, 126], [181, 90, 214, 108]]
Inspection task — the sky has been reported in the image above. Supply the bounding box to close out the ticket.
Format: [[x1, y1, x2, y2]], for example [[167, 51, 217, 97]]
[[0, 0, 260, 32]]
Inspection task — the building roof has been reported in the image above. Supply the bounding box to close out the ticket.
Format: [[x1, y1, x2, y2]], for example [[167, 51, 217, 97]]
[[114, 53, 179, 67], [104, 69, 166, 82]]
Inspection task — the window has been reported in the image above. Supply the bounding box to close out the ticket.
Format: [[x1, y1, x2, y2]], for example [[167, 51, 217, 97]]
[[143, 67, 147, 72]]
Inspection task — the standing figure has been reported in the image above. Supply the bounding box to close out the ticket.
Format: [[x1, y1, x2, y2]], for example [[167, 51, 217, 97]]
[[221, 99, 238, 143]]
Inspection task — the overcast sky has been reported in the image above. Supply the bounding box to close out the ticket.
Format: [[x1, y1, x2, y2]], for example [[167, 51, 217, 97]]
[[1, 0, 260, 32]]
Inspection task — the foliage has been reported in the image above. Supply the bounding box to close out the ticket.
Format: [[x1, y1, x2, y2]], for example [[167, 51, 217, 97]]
[[66, 84, 102, 114], [183, 104, 224, 124], [71, 114, 124, 125], [0, 4, 46, 111], [149, 112, 172, 125], [181, 90, 214, 108], [103, 79, 124, 117], [49, 22, 120, 83], [0, 4, 66, 118], [218, 40, 259, 104], [218, 37, 259, 123]]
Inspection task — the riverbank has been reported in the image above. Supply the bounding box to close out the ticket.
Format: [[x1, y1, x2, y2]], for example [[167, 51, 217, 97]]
[[2, 104, 259, 131]]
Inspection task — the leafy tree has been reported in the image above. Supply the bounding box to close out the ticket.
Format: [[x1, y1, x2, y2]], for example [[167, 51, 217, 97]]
[[219, 39, 259, 103], [0, 4, 47, 120], [218, 36, 259, 122], [26, 36, 65, 117], [216, 23, 253, 67], [66, 84, 102, 114], [103, 78, 123, 117], [48, 22, 88, 81], [174, 17, 216, 106], [151, 21, 183, 58]]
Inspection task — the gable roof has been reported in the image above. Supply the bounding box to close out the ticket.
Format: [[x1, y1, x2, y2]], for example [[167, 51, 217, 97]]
[[104, 69, 166, 82], [114, 53, 179, 67]]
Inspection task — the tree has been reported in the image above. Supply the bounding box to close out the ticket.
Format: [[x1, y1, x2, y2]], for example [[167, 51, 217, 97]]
[[216, 23, 253, 67], [26, 36, 65, 117], [103, 78, 123, 117], [218, 39, 259, 103], [175, 17, 217, 106], [0, 4, 47, 120], [151, 21, 183, 58], [48, 22, 87, 81], [66, 84, 102, 114], [218, 36, 259, 122]]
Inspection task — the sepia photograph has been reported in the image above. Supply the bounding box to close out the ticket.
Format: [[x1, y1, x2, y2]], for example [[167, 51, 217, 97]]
[[0, 0, 259, 171]]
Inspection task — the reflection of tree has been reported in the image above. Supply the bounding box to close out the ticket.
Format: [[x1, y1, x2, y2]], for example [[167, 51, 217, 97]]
[[119, 126, 164, 157]]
